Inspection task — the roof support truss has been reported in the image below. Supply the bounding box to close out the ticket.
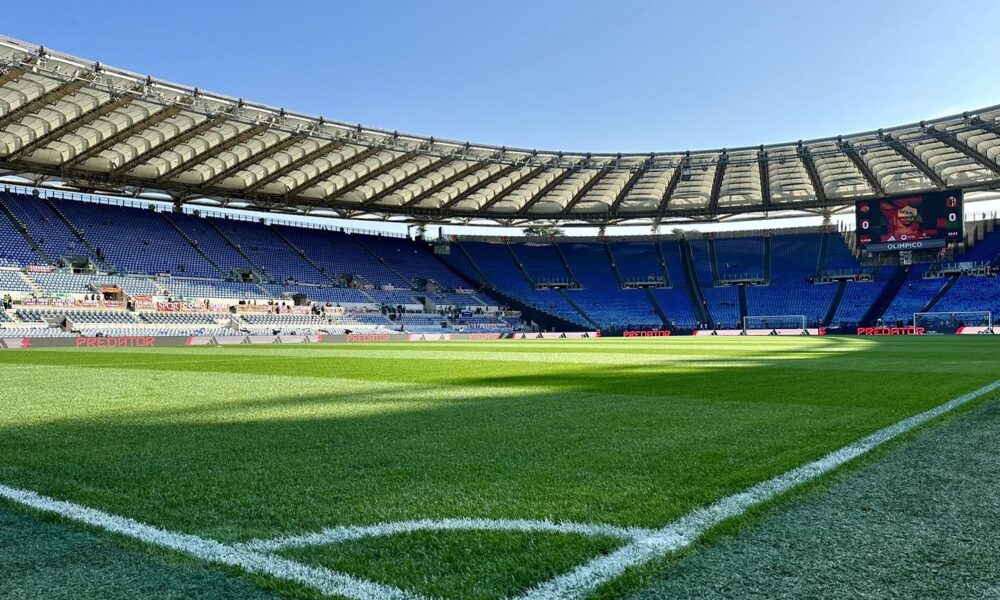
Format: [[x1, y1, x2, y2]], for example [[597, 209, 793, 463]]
[[156, 122, 270, 182], [797, 144, 827, 203], [0, 77, 90, 132], [109, 112, 231, 178], [757, 149, 771, 209], [516, 164, 582, 215], [924, 125, 1000, 178], [478, 164, 549, 213], [242, 139, 345, 194], [560, 166, 611, 217], [201, 131, 308, 188], [965, 116, 1000, 144], [62, 104, 187, 170], [7, 93, 135, 161], [608, 164, 648, 216], [402, 159, 491, 209], [707, 151, 729, 213], [280, 144, 375, 198], [324, 150, 420, 201], [881, 133, 947, 189], [0, 62, 32, 88], [361, 157, 452, 206], [441, 163, 522, 211], [840, 140, 884, 196], [655, 159, 686, 220]]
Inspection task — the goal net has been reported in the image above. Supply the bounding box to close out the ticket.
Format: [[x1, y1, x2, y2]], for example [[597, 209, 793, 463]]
[[913, 311, 992, 331], [742, 315, 807, 334]]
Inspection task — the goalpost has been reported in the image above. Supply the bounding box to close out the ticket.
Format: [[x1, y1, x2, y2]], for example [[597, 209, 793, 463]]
[[913, 311, 992, 331], [742, 315, 807, 334]]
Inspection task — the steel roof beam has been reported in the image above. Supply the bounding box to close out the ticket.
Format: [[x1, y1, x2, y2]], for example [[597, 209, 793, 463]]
[[839, 140, 884, 196], [362, 157, 452, 206], [881, 133, 947, 189], [967, 116, 1000, 139], [478, 164, 550, 213], [401, 159, 490, 209], [156, 122, 269, 182], [201, 131, 308, 188], [797, 144, 827, 203], [0, 77, 90, 132], [608, 162, 649, 216], [109, 112, 231, 178], [440, 162, 522, 210], [655, 158, 686, 220], [279, 144, 374, 198], [325, 150, 421, 201], [62, 103, 187, 170], [560, 166, 611, 217], [516, 164, 582, 215], [707, 151, 729, 214], [242, 139, 345, 194], [757, 148, 771, 209], [924, 125, 1000, 178], [7, 93, 135, 161], [0, 63, 32, 88]]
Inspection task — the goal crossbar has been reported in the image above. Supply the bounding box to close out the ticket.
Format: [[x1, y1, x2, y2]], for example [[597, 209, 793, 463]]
[[742, 315, 807, 332], [913, 311, 992, 328]]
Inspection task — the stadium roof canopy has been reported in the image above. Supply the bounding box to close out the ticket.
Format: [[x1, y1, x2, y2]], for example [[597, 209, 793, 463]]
[[1, 36, 1000, 228]]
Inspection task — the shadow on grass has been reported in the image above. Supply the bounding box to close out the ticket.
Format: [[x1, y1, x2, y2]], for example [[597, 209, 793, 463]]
[[1, 337, 999, 599]]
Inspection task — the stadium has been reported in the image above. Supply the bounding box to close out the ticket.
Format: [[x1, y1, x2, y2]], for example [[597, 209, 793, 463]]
[[2, 5, 1000, 599]]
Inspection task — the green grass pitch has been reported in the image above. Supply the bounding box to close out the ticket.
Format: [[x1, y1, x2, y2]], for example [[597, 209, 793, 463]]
[[1, 337, 999, 599]]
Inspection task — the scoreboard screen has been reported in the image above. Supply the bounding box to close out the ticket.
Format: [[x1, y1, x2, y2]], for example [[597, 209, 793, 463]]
[[855, 190, 962, 252]]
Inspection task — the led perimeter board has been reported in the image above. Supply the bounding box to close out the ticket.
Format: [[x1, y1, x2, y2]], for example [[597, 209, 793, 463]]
[[856, 190, 963, 252]]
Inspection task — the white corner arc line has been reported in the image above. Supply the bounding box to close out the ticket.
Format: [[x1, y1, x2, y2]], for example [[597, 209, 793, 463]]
[[0, 484, 428, 600], [514, 377, 1000, 600], [237, 518, 656, 552]]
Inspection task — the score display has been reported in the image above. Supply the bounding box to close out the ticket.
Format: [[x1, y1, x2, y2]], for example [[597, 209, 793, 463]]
[[856, 190, 962, 252]]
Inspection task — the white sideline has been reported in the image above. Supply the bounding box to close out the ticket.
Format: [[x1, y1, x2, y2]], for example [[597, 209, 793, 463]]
[[238, 517, 656, 552], [0, 484, 426, 600], [1, 377, 998, 600], [515, 377, 1000, 599]]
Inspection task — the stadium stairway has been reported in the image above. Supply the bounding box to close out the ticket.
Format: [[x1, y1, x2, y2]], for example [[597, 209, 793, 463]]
[[707, 239, 721, 282], [815, 230, 830, 276], [553, 243, 583, 288], [15, 271, 42, 296], [822, 280, 848, 327], [643, 286, 671, 327], [921, 274, 960, 313], [679, 239, 714, 327], [351, 236, 419, 288], [435, 250, 586, 331], [42, 198, 112, 271], [452, 240, 493, 287], [204, 219, 271, 281], [860, 265, 910, 326], [652, 241, 673, 285], [0, 199, 50, 264], [558, 288, 600, 329], [504, 244, 538, 286], [603, 242, 627, 286], [269, 225, 338, 284], [158, 213, 227, 277]]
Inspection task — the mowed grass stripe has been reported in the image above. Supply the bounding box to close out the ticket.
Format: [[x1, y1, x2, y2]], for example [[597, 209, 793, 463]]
[[1, 337, 999, 599]]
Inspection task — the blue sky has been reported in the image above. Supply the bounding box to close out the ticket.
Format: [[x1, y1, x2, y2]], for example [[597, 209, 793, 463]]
[[6, 0, 1000, 155]]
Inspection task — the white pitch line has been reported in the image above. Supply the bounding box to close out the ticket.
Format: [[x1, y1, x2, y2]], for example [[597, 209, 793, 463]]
[[515, 376, 1000, 600], [238, 518, 656, 552], [2, 377, 999, 600], [0, 484, 427, 600]]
